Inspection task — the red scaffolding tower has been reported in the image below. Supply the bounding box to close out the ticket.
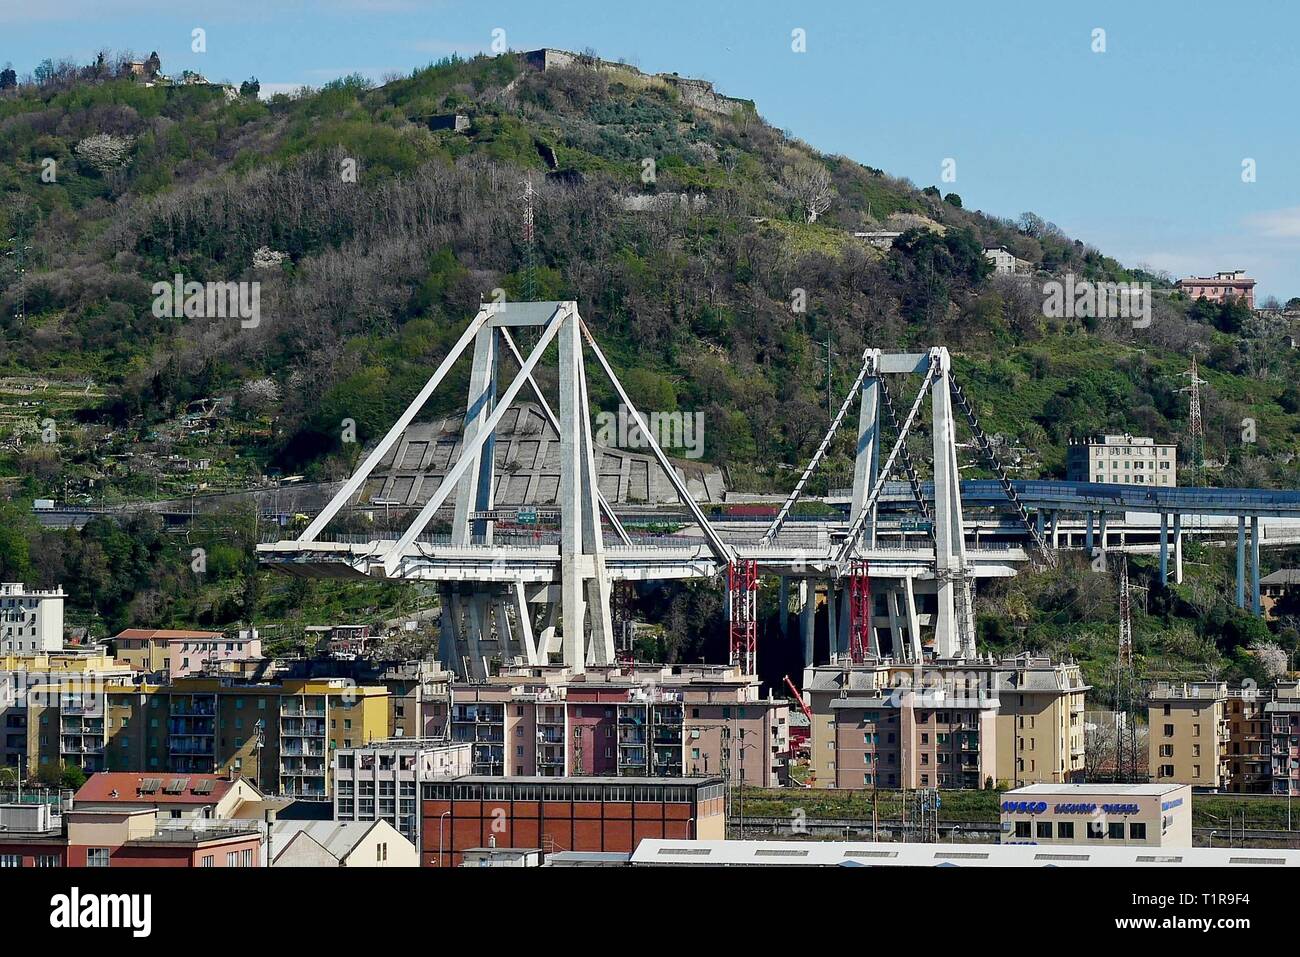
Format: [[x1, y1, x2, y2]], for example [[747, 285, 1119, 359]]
[[847, 560, 872, 663], [728, 560, 759, 675]]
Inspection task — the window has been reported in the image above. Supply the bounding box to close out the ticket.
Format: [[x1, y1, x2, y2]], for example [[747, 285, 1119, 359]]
[[1163, 724, 1174, 737], [1129, 822, 1147, 840], [1014, 821, 1031, 838], [0, 855, 20, 868], [1056, 821, 1074, 839], [1108, 822, 1125, 840], [1087, 821, 1106, 840], [86, 847, 110, 867], [1036, 821, 1052, 839], [201, 855, 215, 868]]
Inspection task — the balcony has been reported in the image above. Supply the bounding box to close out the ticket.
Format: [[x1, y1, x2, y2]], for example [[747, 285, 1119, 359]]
[[280, 719, 327, 737], [170, 700, 216, 717], [168, 718, 215, 735], [280, 743, 325, 757], [280, 782, 327, 799], [169, 738, 216, 755], [280, 700, 327, 718], [60, 740, 104, 755]]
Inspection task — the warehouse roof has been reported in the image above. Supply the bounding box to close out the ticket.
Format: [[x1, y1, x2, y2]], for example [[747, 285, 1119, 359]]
[[630, 839, 1296, 867]]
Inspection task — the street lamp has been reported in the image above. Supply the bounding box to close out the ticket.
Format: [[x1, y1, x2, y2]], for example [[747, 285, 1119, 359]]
[[438, 810, 451, 867], [1208, 829, 1217, 848], [950, 825, 961, 844]]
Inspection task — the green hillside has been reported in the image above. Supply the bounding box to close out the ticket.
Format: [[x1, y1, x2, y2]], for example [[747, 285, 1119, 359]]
[[1, 50, 1298, 687]]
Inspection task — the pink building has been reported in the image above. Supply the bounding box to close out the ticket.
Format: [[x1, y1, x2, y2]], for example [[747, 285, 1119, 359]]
[[168, 628, 263, 677], [1176, 270, 1256, 309]]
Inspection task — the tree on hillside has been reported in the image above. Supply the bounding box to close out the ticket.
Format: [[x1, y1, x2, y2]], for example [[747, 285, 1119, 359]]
[[0, 64, 16, 90], [240, 76, 261, 98], [783, 160, 834, 223]]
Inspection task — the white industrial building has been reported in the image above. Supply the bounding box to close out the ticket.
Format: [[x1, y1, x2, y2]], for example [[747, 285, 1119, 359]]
[[630, 838, 1299, 867]]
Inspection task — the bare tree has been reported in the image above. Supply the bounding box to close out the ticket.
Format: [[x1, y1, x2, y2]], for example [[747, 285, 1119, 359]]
[[783, 160, 834, 223]]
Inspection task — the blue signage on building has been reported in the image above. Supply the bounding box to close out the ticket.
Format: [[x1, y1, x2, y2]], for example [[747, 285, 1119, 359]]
[[1000, 801, 1048, 814]]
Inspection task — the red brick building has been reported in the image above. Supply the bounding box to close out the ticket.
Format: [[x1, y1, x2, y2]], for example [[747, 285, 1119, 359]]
[[420, 775, 725, 867]]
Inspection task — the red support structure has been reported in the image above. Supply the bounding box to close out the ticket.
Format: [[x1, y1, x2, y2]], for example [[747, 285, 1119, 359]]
[[848, 560, 872, 663], [728, 560, 759, 675]]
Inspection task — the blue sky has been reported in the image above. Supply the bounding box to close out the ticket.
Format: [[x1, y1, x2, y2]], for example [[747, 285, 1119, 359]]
[[5, 0, 1298, 298]]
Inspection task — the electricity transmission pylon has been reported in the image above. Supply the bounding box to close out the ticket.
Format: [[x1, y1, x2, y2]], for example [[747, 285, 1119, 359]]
[[1113, 557, 1140, 782], [1179, 356, 1207, 487]]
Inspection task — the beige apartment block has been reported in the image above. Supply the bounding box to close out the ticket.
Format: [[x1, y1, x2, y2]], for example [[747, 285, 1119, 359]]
[[805, 655, 1087, 790], [445, 664, 790, 786], [993, 655, 1089, 786], [1148, 681, 1229, 788], [1066, 434, 1177, 487], [1224, 689, 1271, 793]]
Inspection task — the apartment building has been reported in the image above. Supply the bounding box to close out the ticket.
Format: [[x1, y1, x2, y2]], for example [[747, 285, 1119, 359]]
[[1266, 681, 1300, 796], [994, 654, 1089, 786], [26, 677, 390, 800], [113, 628, 262, 677], [1000, 783, 1192, 848], [1066, 434, 1178, 486], [1224, 688, 1272, 793], [169, 629, 263, 678], [806, 667, 998, 789], [0, 582, 65, 654], [1148, 682, 1229, 789], [805, 655, 1088, 789], [332, 739, 472, 846], [1175, 269, 1256, 309], [113, 629, 225, 674], [439, 664, 790, 787], [0, 650, 136, 770]]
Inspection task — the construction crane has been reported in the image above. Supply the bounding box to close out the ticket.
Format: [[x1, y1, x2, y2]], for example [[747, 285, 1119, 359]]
[[783, 674, 815, 781]]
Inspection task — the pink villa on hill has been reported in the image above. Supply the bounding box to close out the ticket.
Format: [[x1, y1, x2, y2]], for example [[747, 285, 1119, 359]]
[[1175, 270, 1256, 308]]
